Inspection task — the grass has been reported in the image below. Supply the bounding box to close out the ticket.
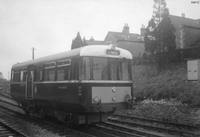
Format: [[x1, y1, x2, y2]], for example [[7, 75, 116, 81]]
[[117, 99, 200, 126], [133, 62, 200, 106]]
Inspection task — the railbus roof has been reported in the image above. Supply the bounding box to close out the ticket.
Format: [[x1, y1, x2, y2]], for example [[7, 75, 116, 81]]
[[12, 45, 132, 70]]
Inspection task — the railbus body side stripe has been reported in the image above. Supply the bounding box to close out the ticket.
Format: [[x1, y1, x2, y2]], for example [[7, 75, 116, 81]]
[[10, 82, 26, 84], [81, 80, 133, 84], [11, 80, 133, 84]]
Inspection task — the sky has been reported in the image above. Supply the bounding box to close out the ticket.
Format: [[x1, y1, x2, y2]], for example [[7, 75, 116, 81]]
[[0, 0, 200, 79]]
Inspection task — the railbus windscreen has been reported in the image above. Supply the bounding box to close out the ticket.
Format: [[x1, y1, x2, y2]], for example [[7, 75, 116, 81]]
[[80, 57, 132, 81]]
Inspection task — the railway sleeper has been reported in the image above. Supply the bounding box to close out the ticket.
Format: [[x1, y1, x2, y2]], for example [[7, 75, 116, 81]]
[[85, 127, 120, 137], [113, 114, 199, 131], [94, 124, 145, 137], [108, 116, 198, 136], [100, 121, 177, 137]]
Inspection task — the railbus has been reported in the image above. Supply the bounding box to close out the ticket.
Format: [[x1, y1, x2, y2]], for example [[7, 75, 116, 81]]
[[10, 45, 133, 124]]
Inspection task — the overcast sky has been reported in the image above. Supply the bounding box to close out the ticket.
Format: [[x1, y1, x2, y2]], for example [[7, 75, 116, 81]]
[[0, 0, 200, 79]]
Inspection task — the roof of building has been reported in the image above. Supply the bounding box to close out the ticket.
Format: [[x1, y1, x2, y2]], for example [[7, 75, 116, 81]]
[[85, 40, 105, 45], [104, 31, 141, 42], [116, 40, 145, 57], [12, 45, 132, 70], [169, 15, 200, 29]]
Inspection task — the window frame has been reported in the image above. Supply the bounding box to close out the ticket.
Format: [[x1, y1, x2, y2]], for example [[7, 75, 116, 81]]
[[80, 57, 132, 81], [56, 66, 71, 81], [13, 71, 20, 82]]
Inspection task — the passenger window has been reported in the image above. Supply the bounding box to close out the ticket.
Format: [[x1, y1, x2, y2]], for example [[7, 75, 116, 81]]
[[20, 71, 27, 81], [122, 61, 129, 80], [13, 71, 20, 82], [110, 59, 122, 80], [39, 70, 43, 81], [44, 69, 55, 81], [11, 71, 14, 81], [57, 69, 65, 81], [71, 60, 79, 80], [35, 70, 43, 81], [80, 58, 90, 80], [93, 58, 109, 80], [57, 67, 70, 81], [23, 71, 27, 81], [20, 71, 24, 81], [49, 70, 55, 81]]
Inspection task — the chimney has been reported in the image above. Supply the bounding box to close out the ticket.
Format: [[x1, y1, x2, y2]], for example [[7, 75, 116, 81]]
[[122, 24, 130, 34], [140, 24, 146, 37], [181, 13, 185, 18]]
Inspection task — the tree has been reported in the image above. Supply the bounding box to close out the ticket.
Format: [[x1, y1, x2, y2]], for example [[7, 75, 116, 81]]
[[71, 32, 83, 49], [156, 9, 176, 66], [152, 0, 167, 25], [144, 1, 176, 70], [145, 19, 157, 56]]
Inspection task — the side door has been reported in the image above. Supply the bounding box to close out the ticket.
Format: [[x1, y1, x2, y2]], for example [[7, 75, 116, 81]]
[[26, 70, 34, 99]]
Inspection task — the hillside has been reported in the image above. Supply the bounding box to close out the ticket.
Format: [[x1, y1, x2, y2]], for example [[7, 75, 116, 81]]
[[133, 62, 200, 106]]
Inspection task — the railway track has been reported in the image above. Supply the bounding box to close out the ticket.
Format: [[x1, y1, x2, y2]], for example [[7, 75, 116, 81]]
[[0, 106, 96, 137], [107, 114, 200, 137], [79, 113, 200, 137], [1, 93, 200, 137], [0, 120, 27, 137], [0, 95, 167, 137], [0, 94, 95, 137], [78, 120, 176, 137], [0, 109, 29, 137]]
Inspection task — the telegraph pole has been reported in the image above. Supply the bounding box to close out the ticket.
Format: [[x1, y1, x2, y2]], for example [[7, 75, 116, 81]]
[[32, 47, 35, 60]]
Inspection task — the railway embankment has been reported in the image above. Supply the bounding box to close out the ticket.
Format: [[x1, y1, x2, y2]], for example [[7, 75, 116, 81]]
[[133, 62, 200, 106], [127, 62, 200, 135]]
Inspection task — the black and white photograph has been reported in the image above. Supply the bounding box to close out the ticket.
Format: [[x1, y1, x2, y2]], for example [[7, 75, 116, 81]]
[[0, 0, 200, 136]]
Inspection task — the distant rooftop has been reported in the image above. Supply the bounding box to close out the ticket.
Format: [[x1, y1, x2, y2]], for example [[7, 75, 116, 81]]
[[169, 15, 200, 28]]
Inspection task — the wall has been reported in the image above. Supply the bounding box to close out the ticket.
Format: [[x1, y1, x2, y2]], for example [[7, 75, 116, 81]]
[[182, 26, 200, 48]]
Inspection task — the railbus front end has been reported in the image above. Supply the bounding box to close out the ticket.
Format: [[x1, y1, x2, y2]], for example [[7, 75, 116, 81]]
[[78, 46, 133, 123]]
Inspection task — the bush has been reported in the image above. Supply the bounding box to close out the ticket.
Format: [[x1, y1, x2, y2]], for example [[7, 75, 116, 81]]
[[120, 99, 200, 126], [133, 63, 200, 106]]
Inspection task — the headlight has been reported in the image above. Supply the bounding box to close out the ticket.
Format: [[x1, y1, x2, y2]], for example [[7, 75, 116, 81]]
[[112, 87, 116, 93], [112, 97, 116, 102], [125, 94, 131, 102], [92, 96, 101, 104]]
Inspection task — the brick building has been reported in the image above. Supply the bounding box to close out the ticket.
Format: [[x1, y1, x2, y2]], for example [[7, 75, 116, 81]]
[[71, 15, 200, 58], [82, 24, 145, 58], [169, 15, 200, 49]]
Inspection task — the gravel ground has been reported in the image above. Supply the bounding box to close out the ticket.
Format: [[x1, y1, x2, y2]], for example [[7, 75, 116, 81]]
[[21, 124, 67, 137]]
